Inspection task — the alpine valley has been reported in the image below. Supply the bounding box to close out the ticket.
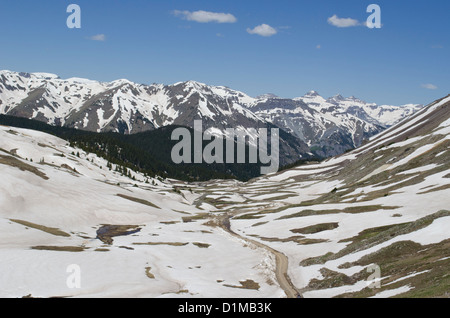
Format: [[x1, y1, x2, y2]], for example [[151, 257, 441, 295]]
[[0, 70, 448, 298]]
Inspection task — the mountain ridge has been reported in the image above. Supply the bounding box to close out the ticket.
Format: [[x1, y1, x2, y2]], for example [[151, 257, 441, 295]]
[[0, 70, 422, 159]]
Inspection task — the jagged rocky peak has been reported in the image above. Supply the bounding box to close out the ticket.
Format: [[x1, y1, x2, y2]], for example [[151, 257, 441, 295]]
[[328, 94, 345, 102], [174, 80, 209, 89]]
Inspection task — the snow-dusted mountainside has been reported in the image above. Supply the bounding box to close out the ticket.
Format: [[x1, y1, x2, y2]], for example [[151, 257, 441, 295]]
[[0, 70, 263, 134], [0, 94, 448, 298], [0, 70, 421, 160], [250, 90, 422, 157]]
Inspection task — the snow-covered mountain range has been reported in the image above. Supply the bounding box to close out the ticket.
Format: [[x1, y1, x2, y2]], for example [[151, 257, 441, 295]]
[[250, 90, 422, 157], [0, 70, 421, 158]]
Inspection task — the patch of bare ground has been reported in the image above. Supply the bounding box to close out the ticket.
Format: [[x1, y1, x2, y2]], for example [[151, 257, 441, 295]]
[[290, 223, 339, 234], [417, 184, 450, 194], [5, 129, 19, 136], [160, 221, 179, 225], [233, 213, 265, 220], [116, 194, 160, 209], [250, 234, 328, 245], [303, 268, 370, 292], [10, 219, 70, 237], [192, 242, 211, 248], [182, 213, 210, 223], [60, 164, 80, 175], [278, 205, 400, 220], [94, 248, 109, 252], [223, 279, 260, 290], [0, 155, 48, 180], [31, 246, 86, 252], [252, 221, 269, 227], [133, 242, 189, 247], [145, 267, 155, 279]]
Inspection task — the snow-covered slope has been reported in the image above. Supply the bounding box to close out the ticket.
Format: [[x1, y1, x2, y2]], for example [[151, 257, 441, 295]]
[[0, 125, 284, 298]]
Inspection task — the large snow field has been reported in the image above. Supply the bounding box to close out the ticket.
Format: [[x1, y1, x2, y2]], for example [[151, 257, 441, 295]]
[[0, 126, 284, 298]]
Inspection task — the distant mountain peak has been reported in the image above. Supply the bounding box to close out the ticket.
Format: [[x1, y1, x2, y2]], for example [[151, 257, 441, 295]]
[[181, 80, 209, 87], [331, 94, 345, 101], [305, 90, 320, 97]]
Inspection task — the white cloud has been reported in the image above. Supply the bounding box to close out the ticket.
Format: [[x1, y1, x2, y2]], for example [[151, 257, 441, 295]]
[[327, 15, 360, 28], [173, 10, 237, 23], [88, 34, 106, 41], [421, 83, 438, 90], [247, 24, 277, 37]]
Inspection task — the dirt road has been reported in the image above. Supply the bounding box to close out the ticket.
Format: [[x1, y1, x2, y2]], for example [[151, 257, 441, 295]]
[[219, 214, 302, 298]]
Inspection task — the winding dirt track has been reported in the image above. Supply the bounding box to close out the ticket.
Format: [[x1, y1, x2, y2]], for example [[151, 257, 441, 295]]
[[219, 214, 302, 299]]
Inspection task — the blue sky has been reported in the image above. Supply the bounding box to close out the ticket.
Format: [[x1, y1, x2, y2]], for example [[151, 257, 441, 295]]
[[0, 0, 448, 105]]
